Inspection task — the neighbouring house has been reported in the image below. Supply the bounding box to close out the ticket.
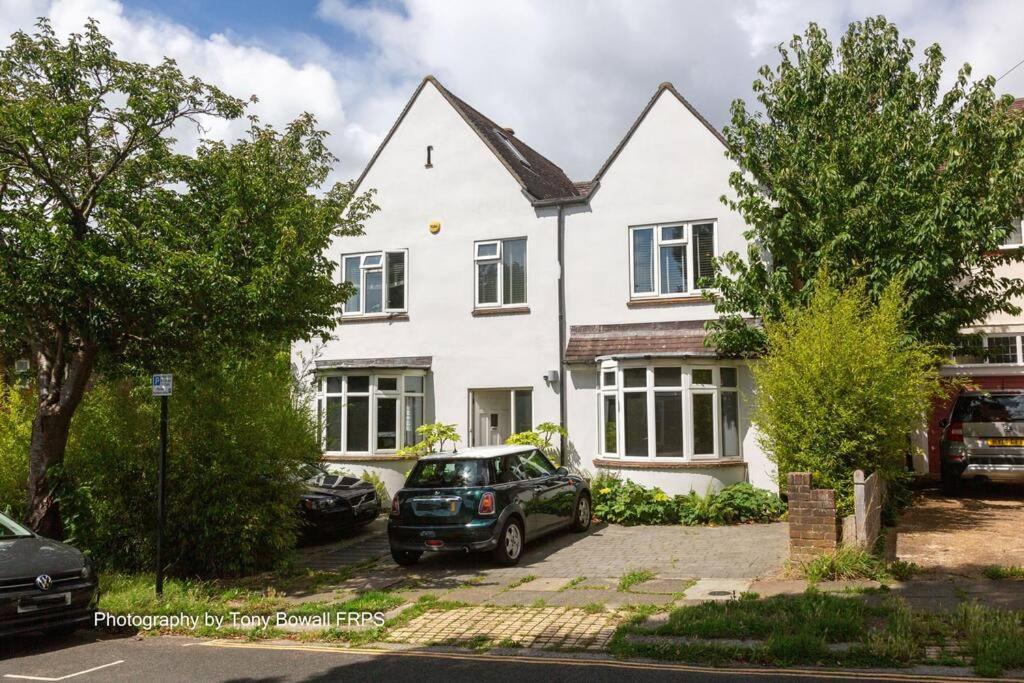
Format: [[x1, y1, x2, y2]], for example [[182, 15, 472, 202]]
[[291, 75, 776, 497], [914, 97, 1024, 477]]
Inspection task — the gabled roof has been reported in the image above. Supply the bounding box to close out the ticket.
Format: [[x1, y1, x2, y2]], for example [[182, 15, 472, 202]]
[[586, 82, 727, 192], [354, 76, 579, 202]]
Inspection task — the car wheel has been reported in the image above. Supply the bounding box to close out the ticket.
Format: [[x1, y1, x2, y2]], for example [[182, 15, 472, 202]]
[[391, 549, 422, 566], [569, 493, 592, 532], [492, 517, 524, 566], [941, 464, 962, 496]]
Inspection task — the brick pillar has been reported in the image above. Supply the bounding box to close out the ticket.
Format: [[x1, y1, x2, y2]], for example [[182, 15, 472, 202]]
[[787, 472, 840, 561]]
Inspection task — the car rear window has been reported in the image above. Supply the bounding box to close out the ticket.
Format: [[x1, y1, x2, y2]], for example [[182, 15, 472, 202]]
[[952, 393, 1024, 423], [406, 459, 489, 488]]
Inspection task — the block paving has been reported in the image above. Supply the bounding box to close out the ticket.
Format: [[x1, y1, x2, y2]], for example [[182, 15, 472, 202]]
[[386, 606, 621, 650]]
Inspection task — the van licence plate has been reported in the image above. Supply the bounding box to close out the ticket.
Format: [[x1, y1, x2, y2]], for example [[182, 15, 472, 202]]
[[986, 438, 1024, 447]]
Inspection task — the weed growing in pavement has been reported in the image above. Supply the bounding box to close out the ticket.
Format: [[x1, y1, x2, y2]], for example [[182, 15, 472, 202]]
[[618, 569, 656, 592]]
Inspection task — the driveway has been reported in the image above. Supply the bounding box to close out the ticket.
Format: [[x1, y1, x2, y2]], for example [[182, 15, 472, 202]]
[[297, 519, 788, 610], [896, 483, 1024, 577]]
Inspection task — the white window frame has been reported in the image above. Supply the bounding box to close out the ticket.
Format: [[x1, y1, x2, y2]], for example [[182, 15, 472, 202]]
[[628, 220, 717, 299], [474, 237, 527, 309], [318, 370, 427, 455], [983, 335, 1024, 365], [1000, 218, 1024, 250], [341, 249, 408, 317], [597, 361, 742, 462]]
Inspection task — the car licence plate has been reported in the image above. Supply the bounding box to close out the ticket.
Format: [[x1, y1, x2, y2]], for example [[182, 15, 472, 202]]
[[17, 592, 71, 613], [986, 438, 1024, 447]]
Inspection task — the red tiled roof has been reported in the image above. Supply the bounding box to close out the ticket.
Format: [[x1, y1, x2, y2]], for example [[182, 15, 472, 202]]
[[565, 320, 715, 364]]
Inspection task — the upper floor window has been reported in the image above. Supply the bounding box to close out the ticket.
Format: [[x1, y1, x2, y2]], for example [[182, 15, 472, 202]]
[[1002, 218, 1023, 249], [630, 221, 716, 298], [342, 250, 407, 316], [475, 238, 527, 308], [955, 334, 1023, 365]]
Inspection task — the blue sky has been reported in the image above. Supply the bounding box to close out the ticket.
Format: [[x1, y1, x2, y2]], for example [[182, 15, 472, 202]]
[[3, 0, 1023, 183]]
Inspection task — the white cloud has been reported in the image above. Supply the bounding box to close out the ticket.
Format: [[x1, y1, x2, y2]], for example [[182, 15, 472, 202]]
[[3, 0, 1024, 183]]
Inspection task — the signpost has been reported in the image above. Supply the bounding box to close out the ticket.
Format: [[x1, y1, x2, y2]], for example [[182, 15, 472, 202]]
[[151, 374, 172, 596]]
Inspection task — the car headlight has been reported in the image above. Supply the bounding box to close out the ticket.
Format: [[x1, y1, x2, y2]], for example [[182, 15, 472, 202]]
[[81, 560, 93, 580]]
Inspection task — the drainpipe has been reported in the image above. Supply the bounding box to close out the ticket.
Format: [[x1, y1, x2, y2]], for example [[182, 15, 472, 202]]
[[534, 187, 595, 467], [557, 203, 568, 465]]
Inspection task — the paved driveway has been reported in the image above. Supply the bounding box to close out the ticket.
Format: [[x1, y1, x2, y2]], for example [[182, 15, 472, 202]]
[[300, 520, 788, 581]]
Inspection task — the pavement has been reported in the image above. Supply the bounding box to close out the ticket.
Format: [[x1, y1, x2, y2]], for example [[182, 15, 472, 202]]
[[0, 632, 999, 682]]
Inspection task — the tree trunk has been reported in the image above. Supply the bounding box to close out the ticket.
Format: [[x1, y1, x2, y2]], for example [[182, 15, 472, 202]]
[[25, 342, 97, 539]]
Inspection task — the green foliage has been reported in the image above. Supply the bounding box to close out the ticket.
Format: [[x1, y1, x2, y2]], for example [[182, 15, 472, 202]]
[[395, 422, 461, 457], [982, 565, 1024, 580], [0, 19, 375, 534], [0, 377, 31, 518], [752, 280, 944, 513], [955, 602, 1024, 677], [505, 421, 567, 462], [800, 547, 888, 583], [708, 17, 1024, 355], [58, 351, 320, 577], [592, 474, 786, 527], [359, 471, 390, 507], [592, 474, 679, 525], [618, 569, 656, 592]]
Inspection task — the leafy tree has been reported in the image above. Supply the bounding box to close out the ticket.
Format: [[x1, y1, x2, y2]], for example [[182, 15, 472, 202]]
[[751, 279, 945, 513], [0, 20, 376, 537], [708, 17, 1024, 355]]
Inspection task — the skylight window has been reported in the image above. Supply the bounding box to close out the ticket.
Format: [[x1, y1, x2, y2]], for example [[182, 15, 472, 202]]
[[494, 128, 531, 168]]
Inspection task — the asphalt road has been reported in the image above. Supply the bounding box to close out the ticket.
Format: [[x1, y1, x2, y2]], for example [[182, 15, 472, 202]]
[[0, 632, 985, 682]]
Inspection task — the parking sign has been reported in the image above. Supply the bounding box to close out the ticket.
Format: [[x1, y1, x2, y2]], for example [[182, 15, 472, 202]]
[[152, 374, 173, 397]]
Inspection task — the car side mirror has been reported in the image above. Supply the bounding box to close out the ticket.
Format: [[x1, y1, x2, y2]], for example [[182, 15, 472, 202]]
[[938, 418, 949, 429], [555, 466, 569, 476]]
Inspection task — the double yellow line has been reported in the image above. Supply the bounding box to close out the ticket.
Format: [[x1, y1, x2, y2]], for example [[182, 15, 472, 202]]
[[200, 639, 1020, 682]]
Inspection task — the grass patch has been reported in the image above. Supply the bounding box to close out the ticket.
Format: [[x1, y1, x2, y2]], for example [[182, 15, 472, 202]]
[[561, 576, 587, 591], [507, 574, 536, 589], [618, 569, 655, 592], [581, 602, 606, 614], [496, 637, 523, 648], [887, 560, 919, 581], [955, 602, 1024, 677], [283, 591, 404, 617], [530, 599, 548, 608], [982, 565, 1024, 581]]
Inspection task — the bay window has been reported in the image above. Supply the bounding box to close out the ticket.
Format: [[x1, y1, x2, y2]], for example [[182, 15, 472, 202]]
[[342, 250, 408, 316], [599, 363, 741, 461], [630, 221, 716, 297], [319, 371, 426, 454], [475, 238, 527, 307]]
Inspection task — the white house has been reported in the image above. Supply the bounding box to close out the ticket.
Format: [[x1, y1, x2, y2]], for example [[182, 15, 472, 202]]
[[292, 76, 776, 497]]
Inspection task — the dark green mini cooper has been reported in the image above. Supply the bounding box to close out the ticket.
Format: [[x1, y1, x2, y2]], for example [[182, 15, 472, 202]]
[[388, 445, 591, 566]]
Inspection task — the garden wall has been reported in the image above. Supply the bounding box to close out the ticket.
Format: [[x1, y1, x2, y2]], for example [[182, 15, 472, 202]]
[[787, 472, 840, 561]]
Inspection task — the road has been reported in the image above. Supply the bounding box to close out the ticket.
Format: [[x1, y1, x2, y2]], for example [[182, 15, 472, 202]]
[[0, 632, 991, 682]]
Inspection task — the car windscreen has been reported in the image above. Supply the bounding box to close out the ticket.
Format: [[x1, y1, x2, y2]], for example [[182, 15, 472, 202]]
[[952, 393, 1024, 423], [0, 512, 33, 538], [406, 459, 489, 488]]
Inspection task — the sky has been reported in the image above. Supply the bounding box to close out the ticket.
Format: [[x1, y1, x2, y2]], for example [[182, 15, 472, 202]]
[[2, 0, 1024, 186]]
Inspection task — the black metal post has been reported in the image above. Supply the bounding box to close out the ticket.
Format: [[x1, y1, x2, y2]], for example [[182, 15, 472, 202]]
[[156, 394, 168, 596]]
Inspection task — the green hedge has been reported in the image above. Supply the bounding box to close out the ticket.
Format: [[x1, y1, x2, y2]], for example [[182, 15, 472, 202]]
[[0, 377, 32, 519], [591, 474, 786, 527], [57, 350, 320, 578]]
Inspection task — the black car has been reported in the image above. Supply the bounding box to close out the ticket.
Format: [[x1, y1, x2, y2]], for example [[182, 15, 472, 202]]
[[388, 445, 591, 566], [298, 463, 380, 542], [0, 511, 99, 639]]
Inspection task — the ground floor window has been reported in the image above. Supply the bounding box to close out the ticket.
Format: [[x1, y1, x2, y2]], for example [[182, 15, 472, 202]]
[[318, 371, 426, 454], [599, 363, 740, 460]]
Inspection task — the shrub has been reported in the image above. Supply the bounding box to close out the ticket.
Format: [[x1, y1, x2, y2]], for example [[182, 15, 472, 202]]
[[58, 350, 319, 578], [395, 422, 460, 457], [591, 473, 678, 525], [752, 279, 945, 514], [506, 422, 567, 463], [592, 475, 785, 527], [0, 377, 32, 519], [800, 546, 887, 583]]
